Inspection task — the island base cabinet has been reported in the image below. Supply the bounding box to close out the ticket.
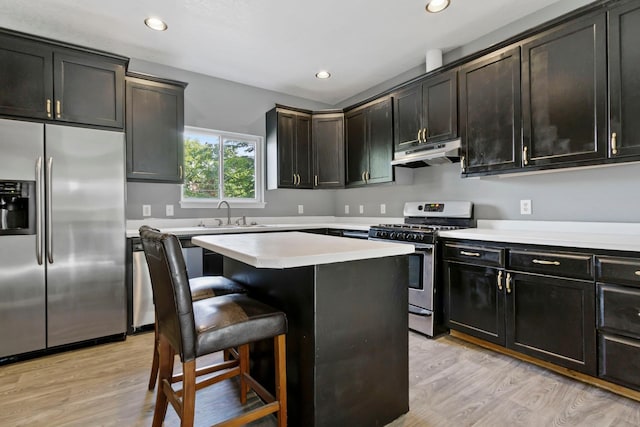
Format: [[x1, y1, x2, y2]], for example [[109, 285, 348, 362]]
[[506, 273, 597, 376], [224, 255, 409, 427], [444, 262, 505, 346], [599, 333, 640, 391]]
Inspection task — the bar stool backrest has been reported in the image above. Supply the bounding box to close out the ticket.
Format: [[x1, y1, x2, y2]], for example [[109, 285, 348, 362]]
[[140, 227, 197, 361]]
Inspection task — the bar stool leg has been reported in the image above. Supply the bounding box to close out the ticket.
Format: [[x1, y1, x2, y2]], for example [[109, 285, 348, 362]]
[[275, 334, 287, 427], [181, 360, 197, 427], [153, 335, 174, 427], [239, 344, 250, 404]]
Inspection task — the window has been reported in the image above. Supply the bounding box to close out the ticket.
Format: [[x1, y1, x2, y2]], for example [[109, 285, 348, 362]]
[[180, 126, 265, 208]]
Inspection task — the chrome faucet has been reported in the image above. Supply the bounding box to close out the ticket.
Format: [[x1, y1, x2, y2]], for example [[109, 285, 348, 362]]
[[216, 200, 231, 225]]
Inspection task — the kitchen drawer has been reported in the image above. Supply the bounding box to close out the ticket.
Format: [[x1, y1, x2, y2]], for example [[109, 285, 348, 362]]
[[596, 256, 640, 287], [598, 284, 640, 338], [509, 249, 593, 280], [443, 243, 504, 268], [599, 333, 640, 391]]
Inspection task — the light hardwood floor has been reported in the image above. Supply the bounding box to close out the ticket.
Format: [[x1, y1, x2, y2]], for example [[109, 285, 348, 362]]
[[0, 331, 638, 426]]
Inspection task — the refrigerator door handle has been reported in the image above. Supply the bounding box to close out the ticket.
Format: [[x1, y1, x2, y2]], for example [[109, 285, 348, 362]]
[[36, 157, 43, 265], [46, 156, 54, 264]]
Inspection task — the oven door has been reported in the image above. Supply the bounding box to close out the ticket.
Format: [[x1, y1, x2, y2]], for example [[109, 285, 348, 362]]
[[408, 244, 434, 310]]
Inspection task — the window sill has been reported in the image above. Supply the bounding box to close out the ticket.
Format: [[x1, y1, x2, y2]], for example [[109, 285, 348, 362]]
[[179, 199, 267, 209]]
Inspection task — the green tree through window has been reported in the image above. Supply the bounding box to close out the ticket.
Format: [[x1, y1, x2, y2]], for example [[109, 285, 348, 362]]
[[182, 128, 261, 204]]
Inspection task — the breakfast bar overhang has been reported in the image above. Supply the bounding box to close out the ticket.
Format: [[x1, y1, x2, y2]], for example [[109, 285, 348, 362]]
[[192, 232, 414, 427]]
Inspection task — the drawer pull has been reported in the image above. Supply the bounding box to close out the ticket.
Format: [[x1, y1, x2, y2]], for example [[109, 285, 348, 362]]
[[460, 250, 481, 257], [635, 271, 640, 276], [532, 259, 560, 266]]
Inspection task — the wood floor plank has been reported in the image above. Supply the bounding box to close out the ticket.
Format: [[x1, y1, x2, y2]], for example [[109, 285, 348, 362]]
[[1, 331, 639, 426]]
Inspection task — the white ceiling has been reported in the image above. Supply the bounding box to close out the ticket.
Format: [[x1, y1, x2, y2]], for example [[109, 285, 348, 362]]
[[1, 0, 586, 105]]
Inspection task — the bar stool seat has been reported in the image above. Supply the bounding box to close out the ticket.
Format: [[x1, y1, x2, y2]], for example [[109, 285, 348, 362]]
[[140, 227, 288, 427]]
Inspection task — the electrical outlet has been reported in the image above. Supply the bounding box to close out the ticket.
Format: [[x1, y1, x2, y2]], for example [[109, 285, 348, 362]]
[[380, 203, 386, 214], [344, 205, 350, 214], [142, 204, 151, 217], [520, 199, 532, 215], [298, 204, 304, 214], [359, 205, 364, 214], [165, 204, 174, 216]]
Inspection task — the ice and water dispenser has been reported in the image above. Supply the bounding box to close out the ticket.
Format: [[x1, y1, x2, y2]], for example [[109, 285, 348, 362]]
[[0, 180, 35, 235]]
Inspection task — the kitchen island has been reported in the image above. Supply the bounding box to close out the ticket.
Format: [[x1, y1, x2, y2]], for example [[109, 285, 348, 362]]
[[192, 232, 414, 427]]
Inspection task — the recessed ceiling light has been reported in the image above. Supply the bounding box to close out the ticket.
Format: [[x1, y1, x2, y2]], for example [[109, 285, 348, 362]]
[[315, 70, 331, 79], [144, 17, 168, 31], [426, 0, 450, 13]]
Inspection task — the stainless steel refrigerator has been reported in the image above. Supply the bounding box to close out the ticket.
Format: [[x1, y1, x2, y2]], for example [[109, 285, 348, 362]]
[[0, 118, 126, 358]]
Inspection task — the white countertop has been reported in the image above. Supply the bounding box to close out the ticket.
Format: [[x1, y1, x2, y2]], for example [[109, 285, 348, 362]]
[[438, 220, 640, 252], [126, 216, 400, 238], [192, 231, 415, 269]]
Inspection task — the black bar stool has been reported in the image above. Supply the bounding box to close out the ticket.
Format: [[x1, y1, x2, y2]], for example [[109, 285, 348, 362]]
[[139, 225, 247, 391], [140, 227, 287, 427]]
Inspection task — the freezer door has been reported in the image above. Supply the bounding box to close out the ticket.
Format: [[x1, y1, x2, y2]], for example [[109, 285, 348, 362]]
[[0, 119, 46, 357], [45, 125, 126, 347]]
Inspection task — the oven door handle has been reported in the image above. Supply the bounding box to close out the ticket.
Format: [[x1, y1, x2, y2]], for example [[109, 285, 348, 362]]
[[409, 306, 432, 317]]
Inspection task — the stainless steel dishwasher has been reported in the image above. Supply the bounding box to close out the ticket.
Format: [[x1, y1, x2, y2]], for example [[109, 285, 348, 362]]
[[130, 237, 203, 332]]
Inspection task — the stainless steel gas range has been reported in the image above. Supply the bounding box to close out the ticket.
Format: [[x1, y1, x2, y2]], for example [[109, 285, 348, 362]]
[[369, 201, 475, 337]]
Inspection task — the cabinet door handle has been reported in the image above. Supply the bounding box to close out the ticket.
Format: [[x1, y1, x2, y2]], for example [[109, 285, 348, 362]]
[[634, 271, 640, 276], [497, 270, 503, 291], [366, 171, 370, 181], [523, 146, 528, 166], [460, 155, 466, 173], [611, 132, 618, 155], [506, 272, 512, 294], [56, 100, 61, 118], [417, 130, 422, 143], [423, 128, 428, 142], [314, 175, 318, 187], [179, 165, 183, 179], [460, 250, 480, 257], [532, 259, 560, 266], [46, 99, 52, 118]]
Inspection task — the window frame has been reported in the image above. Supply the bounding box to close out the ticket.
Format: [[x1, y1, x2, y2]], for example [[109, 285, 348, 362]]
[[179, 125, 265, 209]]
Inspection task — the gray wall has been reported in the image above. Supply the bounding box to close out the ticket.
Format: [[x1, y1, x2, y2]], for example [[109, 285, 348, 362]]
[[126, 59, 336, 220], [336, 162, 640, 223]]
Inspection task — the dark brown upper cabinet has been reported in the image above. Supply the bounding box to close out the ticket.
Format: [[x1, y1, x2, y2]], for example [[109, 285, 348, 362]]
[[459, 46, 521, 176], [345, 97, 393, 186], [521, 12, 607, 168], [608, 0, 640, 159], [126, 73, 186, 183], [266, 107, 312, 189], [312, 112, 345, 189], [393, 70, 457, 154], [0, 30, 126, 129]]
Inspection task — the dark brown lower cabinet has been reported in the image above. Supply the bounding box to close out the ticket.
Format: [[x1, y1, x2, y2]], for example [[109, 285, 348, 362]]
[[506, 272, 596, 375], [445, 262, 505, 346], [444, 240, 597, 377]]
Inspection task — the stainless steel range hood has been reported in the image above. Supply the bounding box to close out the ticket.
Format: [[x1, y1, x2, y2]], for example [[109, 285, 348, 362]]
[[391, 139, 461, 168]]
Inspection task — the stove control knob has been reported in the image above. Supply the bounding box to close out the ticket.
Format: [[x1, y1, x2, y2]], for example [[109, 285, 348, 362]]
[[389, 232, 396, 239], [416, 234, 424, 242], [381, 231, 389, 238], [406, 234, 414, 241], [396, 233, 405, 240]]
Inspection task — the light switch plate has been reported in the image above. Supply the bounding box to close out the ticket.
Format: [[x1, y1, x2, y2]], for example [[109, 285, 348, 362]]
[[359, 205, 364, 214], [166, 204, 174, 216], [142, 204, 151, 217], [298, 204, 304, 214], [520, 199, 532, 215], [380, 203, 386, 214], [344, 205, 350, 214]]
